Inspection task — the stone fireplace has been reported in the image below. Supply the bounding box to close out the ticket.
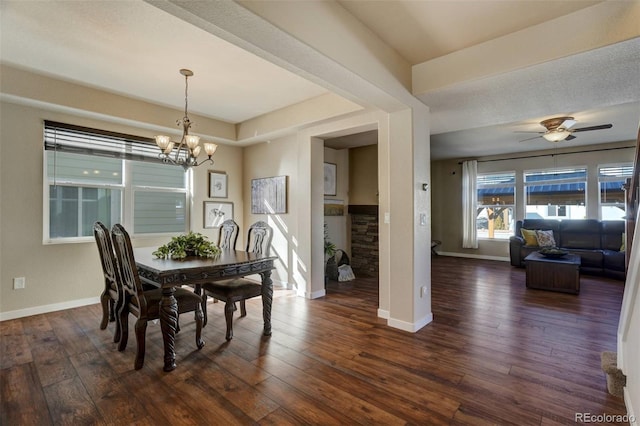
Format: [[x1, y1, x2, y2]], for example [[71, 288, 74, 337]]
[[349, 205, 379, 277]]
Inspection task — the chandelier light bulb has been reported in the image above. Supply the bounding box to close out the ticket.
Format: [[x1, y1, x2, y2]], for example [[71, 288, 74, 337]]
[[204, 143, 218, 157], [155, 135, 171, 150], [185, 134, 200, 149]]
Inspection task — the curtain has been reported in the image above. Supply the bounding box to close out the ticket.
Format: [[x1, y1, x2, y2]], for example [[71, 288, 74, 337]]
[[462, 160, 478, 249]]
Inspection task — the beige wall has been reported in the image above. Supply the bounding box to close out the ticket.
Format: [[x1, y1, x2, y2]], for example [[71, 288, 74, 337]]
[[431, 141, 636, 259], [349, 144, 379, 206], [242, 136, 299, 289], [323, 147, 349, 258], [0, 99, 243, 317]]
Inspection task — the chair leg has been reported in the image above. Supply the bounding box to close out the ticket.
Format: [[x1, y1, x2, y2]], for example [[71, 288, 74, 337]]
[[239, 300, 247, 317], [224, 301, 235, 341], [99, 292, 110, 330], [134, 318, 147, 370], [194, 305, 205, 349], [118, 306, 129, 352], [112, 296, 123, 344], [201, 294, 208, 327]]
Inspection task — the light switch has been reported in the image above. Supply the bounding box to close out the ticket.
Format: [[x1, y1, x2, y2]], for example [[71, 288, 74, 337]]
[[384, 212, 390, 224]]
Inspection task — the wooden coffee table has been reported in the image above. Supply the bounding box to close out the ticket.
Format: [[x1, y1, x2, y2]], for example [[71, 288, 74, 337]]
[[524, 251, 581, 294]]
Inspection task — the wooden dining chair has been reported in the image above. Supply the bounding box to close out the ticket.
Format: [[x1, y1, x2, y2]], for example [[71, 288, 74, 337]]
[[218, 219, 239, 250], [201, 221, 273, 340], [94, 222, 160, 343], [111, 224, 204, 370], [93, 221, 123, 343], [195, 219, 240, 318]]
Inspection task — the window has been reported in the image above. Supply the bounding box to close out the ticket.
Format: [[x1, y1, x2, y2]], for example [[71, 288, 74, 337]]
[[44, 121, 188, 243], [524, 167, 587, 220], [476, 172, 515, 240], [599, 164, 633, 220]]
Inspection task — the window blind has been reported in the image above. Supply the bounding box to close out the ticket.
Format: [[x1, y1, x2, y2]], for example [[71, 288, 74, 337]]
[[44, 120, 184, 163]]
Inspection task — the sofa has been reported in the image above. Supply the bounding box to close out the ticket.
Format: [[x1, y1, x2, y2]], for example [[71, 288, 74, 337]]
[[509, 219, 626, 280]]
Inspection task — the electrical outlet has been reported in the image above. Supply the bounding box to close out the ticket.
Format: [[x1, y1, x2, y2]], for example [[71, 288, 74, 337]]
[[13, 277, 26, 290]]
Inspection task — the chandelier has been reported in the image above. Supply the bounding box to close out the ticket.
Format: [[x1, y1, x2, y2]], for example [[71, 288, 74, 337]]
[[155, 69, 217, 170]]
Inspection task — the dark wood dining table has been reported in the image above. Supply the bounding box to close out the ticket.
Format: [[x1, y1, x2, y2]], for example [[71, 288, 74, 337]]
[[133, 247, 276, 371]]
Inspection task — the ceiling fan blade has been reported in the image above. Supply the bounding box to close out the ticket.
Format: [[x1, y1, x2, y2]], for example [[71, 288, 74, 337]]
[[572, 124, 613, 132], [565, 134, 576, 141], [561, 119, 577, 129], [519, 135, 542, 142]]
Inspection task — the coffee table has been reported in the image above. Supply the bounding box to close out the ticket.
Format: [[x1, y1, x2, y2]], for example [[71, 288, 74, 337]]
[[524, 251, 581, 294]]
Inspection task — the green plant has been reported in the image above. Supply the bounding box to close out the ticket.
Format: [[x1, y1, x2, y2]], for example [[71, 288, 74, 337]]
[[153, 232, 221, 260], [324, 222, 336, 257]]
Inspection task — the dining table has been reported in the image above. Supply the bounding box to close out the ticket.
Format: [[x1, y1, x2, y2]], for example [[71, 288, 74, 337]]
[[133, 247, 276, 371]]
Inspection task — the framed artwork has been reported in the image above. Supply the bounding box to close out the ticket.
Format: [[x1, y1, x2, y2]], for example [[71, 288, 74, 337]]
[[203, 201, 233, 228], [324, 199, 344, 216], [208, 171, 228, 198], [324, 162, 337, 196], [251, 175, 287, 214]]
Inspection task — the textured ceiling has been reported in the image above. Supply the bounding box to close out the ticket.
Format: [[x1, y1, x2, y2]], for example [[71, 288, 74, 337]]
[[1, 0, 638, 160]]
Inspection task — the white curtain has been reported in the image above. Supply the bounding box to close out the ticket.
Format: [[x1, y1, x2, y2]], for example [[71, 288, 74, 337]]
[[462, 160, 478, 249]]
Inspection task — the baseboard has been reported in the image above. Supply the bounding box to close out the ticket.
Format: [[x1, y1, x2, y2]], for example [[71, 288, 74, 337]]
[[623, 387, 638, 425], [0, 296, 100, 321], [309, 288, 326, 299], [377, 308, 389, 319], [387, 312, 433, 333], [437, 251, 510, 262]]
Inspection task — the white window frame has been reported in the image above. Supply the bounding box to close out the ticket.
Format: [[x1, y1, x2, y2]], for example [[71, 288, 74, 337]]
[[476, 171, 516, 240], [524, 167, 588, 220], [598, 163, 633, 221], [43, 122, 191, 244]]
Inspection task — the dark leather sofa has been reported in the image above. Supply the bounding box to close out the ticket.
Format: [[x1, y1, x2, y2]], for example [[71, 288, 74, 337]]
[[509, 219, 626, 280]]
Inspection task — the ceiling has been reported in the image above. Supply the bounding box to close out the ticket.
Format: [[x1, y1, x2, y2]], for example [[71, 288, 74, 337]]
[[1, 1, 639, 160]]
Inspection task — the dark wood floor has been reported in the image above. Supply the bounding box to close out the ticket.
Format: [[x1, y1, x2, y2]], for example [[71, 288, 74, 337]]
[[1, 256, 629, 425]]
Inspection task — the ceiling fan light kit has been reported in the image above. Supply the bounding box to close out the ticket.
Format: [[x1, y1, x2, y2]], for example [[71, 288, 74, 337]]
[[542, 129, 573, 142], [519, 116, 612, 143]]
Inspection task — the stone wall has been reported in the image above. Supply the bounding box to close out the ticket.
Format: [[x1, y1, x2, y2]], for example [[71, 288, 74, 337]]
[[350, 212, 379, 277]]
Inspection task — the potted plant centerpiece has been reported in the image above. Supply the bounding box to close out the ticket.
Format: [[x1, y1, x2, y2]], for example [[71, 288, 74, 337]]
[[153, 232, 221, 260]]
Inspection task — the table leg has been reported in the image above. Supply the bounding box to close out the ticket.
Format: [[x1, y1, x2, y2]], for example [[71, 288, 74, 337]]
[[260, 270, 273, 336], [160, 286, 178, 372]]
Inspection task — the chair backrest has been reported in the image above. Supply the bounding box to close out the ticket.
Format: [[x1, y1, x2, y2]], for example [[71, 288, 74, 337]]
[[246, 221, 273, 256], [93, 221, 118, 292], [218, 219, 239, 250], [111, 224, 147, 312]]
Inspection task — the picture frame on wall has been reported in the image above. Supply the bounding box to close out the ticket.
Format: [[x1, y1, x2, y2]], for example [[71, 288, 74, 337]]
[[204, 201, 233, 228], [251, 175, 287, 214], [324, 162, 337, 196], [209, 171, 228, 198]]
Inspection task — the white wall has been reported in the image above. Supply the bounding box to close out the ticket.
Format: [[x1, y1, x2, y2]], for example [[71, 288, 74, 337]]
[[619, 208, 640, 421]]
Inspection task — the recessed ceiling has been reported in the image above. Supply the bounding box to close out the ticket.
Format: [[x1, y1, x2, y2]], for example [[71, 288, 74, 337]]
[[338, 0, 602, 64], [0, 0, 327, 123]]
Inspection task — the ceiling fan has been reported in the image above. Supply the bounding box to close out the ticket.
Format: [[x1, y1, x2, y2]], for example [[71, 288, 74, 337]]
[[518, 116, 613, 143]]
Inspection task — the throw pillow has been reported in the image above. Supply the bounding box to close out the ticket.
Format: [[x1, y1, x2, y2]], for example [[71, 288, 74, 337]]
[[536, 230, 556, 247], [621, 232, 626, 252], [521, 228, 539, 246]]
